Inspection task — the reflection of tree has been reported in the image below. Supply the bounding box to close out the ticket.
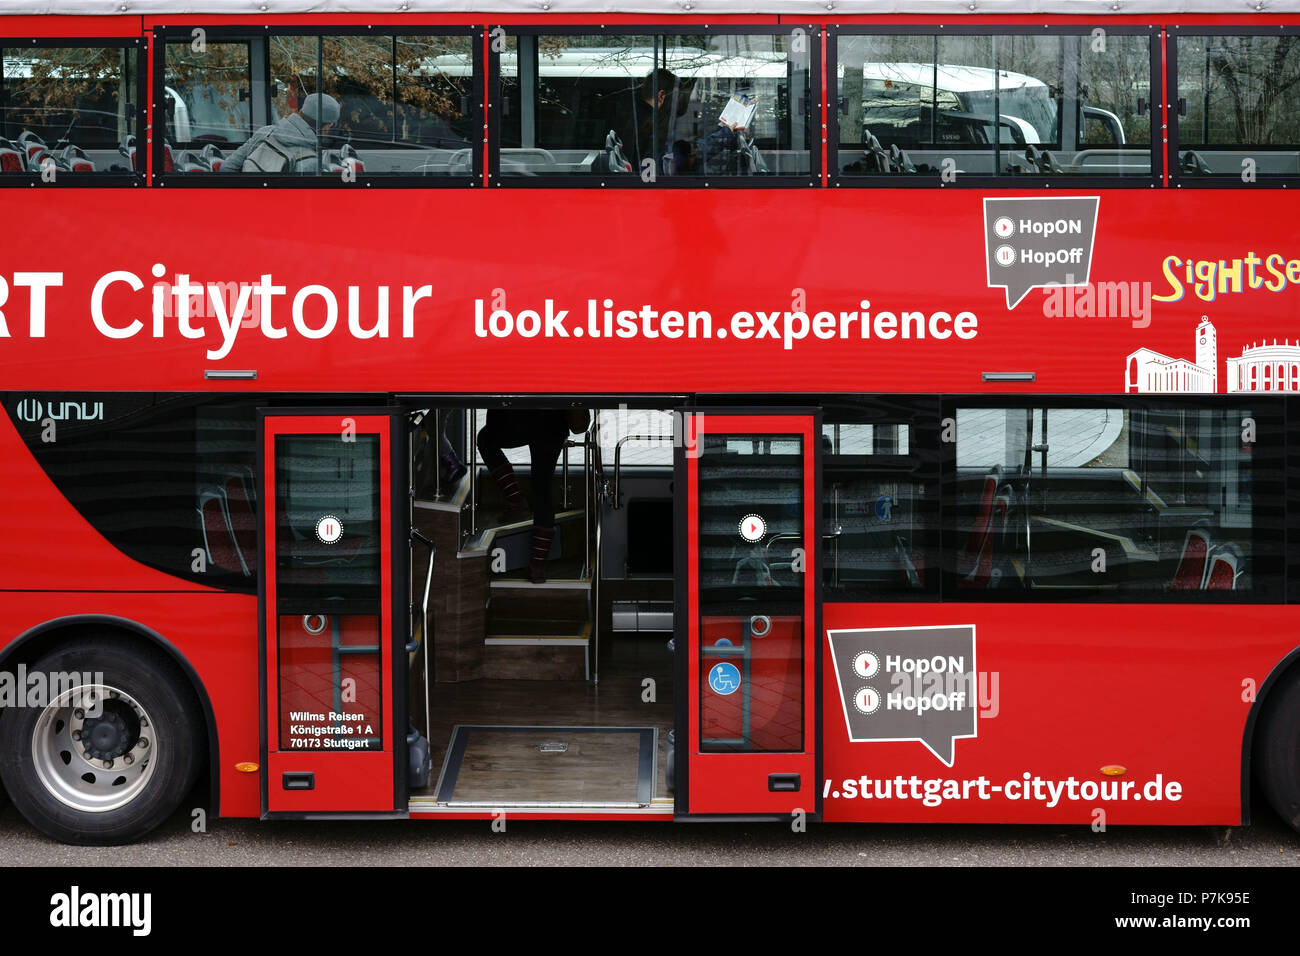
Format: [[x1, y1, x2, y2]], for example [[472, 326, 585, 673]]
[[167, 33, 472, 146], [3, 47, 127, 142], [167, 42, 249, 139], [271, 34, 471, 136], [1080, 37, 1152, 144], [1205, 36, 1300, 144]]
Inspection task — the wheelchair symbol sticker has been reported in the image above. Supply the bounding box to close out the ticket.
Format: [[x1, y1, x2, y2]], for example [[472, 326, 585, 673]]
[[709, 663, 741, 696]]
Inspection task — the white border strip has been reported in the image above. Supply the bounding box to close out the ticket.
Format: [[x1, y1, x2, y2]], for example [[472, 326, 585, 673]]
[[6, 1, 1299, 17]]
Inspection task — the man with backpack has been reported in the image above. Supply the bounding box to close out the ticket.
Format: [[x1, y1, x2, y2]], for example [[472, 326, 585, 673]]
[[221, 92, 341, 173]]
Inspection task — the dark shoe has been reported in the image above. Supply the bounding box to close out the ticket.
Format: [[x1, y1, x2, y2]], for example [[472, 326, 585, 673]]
[[441, 452, 467, 485], [528, 525, 557, 583]]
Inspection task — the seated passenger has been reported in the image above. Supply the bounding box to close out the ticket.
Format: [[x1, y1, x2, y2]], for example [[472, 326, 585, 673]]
[[221, 92, 341, 173], [606, 69, 683, 173], [696, 116, 762, 174]]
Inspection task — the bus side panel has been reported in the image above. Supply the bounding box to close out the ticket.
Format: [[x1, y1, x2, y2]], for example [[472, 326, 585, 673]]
[[0, 404, 222, 592], [821, 602, 1292, 825], [0, 413, 260, 817], [0, 592, 261, 818], [4, 189, 1300, 398]]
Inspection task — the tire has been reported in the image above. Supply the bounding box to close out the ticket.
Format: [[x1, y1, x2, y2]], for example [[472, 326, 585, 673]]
[[1255, 666, 1300, 833], [0, 639, 202, 845]]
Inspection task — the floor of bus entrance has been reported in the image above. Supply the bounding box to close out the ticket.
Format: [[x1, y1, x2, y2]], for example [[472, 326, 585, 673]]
[[408, 404, 676, 808], [413, 640, 674, 806]]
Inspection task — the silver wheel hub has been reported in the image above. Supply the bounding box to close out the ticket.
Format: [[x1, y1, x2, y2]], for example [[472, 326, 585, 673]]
[[31, 684, 158, 813]]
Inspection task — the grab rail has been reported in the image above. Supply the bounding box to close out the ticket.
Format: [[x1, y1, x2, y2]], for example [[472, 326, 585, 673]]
[[612, 433, 674, 509]]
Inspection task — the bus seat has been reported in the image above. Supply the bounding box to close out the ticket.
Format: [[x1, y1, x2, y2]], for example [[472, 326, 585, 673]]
[[1204, 543, 1243, 590], [27, 148, 55, 174], [1171, 526, 1212, 589], [235, 464, 257, 506], [198, 488, 247, 575], [224, 475, 258, 575], [501, 147, 559, 175], [57, 145, 94, 173], [895, 535, 922, 588], [603, 130, 632, 172], [442, 147, 472, 176], [18, 131, 46, 164], [200, 143, 226, 172], [119, 135, 138, 172], [957, 465, 1001, 587], [340, 142, 363, 174], [0, 141, 23, 172]]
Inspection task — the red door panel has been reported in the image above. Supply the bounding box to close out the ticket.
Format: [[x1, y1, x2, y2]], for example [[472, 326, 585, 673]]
[[683, 413, 819, 816], [261, 413, 397, 814]]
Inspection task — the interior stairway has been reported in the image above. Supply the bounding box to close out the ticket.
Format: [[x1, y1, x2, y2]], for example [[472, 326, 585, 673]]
[[417, 464, 594, 682]]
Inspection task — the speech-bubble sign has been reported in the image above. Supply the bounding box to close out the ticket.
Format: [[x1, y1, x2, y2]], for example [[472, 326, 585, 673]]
[[984, 196, 1099, 309], [826, 624, 977, 766]]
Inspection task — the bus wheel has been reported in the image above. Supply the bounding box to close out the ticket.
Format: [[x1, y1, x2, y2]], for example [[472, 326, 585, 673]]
[[0, 641, 201, 845], [1256, 668, 1300, 833]]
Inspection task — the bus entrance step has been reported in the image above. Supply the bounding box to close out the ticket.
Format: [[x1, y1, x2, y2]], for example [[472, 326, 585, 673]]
[[483, 627, 592, 680]]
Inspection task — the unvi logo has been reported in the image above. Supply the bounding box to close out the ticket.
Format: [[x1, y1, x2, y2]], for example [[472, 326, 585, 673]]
[[14, 398, 103, 423]]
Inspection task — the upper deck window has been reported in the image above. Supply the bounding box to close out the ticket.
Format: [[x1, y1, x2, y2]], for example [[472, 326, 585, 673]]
[[1174, 33, 1300, 180], [497, 29, 815, 183], [0, 42, 140, 180], [833, 30, 1155, 183], [159, 29, 477, 180]]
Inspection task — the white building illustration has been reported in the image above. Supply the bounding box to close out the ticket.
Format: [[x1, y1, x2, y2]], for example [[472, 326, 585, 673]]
[[1126, 317, 1217, 394], [1226, 340, 1300, 392]]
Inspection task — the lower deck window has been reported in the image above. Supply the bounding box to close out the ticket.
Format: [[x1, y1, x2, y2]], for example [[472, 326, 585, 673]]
[[948, 404, 1283, 598]]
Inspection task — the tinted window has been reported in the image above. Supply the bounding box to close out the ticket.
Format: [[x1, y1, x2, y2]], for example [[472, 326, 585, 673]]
[[162, 31, 475, 176], [1175, 34, 1300, 177], [947, 403, 1283, 598], [1, 44, 139, 174], [822, 398, 939, 600], [836, 31, 1153, 178], [1, 393, 260, 590], [500, 31, 813, 179]]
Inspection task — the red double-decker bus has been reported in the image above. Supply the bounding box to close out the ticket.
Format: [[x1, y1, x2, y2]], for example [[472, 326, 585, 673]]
[[1, 0, 1299, 846]]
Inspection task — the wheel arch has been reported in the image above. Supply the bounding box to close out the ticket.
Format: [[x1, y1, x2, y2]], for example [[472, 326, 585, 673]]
[[1240, 643, 1300, 826], [0, 614, 221, 816]]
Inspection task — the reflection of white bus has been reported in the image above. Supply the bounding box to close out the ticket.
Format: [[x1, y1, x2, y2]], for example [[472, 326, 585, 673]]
[[858, 63, 1125, 148], [842, 60, 1140, 174], [496, 42, 812, 174], [164, 83, 251, 145]]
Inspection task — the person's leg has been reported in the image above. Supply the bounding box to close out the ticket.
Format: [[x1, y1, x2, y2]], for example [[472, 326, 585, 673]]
[[525, 436, 565, 582], [439, 410, 466, 484], [477, 415, 529, 520], [528, 438, 563, 529]]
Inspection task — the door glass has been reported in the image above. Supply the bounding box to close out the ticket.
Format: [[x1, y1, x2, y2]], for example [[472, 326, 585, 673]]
[[697, 431, 803, 753], [274, 434, 383, 752]]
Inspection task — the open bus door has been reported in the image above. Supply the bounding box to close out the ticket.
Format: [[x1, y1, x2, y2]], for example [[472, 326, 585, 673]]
[[675, 409, 821, 818], [258, 410, 406, 817]]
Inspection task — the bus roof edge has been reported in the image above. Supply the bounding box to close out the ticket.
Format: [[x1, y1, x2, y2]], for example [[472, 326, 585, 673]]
[[3, 0, 1298, 19]]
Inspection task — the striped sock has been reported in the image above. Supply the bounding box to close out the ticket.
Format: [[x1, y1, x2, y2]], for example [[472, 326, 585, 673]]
[[490, 462, 526, 512]]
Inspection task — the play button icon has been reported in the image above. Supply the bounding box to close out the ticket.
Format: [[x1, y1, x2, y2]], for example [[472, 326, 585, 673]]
[[739, 514, 766, 543]]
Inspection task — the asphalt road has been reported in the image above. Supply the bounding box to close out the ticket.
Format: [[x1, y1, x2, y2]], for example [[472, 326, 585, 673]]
[[1, 788, 1296, 867]]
